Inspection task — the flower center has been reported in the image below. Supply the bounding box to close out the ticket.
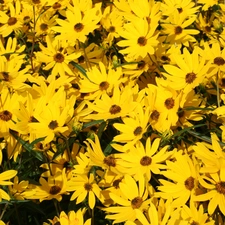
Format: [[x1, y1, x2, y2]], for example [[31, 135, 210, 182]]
[[48, 120, 58, 130], [1, 72, 9, 81], [140, 156, 152, 166], [174, 26, 183, 35], [109, 104, 121, 114], [137, 61, 146, 70], [185, 72, 196, 84], [184, 176, 195, 190], [137, 36, 147, 46], [216, 181, 225, 194], [205, 26, 211, 32], [103, 155, 116, 167], [84, 183, 92, 191], [8, 17, 17, 26], [131, 197, 143, 209], [109, 26, 115, 32], [54, 53, 64, 63], [214, 57, 225, 66], [164, 98, 175, 109], [151, 110, 160, 120], [52, 2, 61, 9], [99, 81, 109, 91], [40, 23, 48, 31], [0, 110, 12, 121], [177, 7, 183, 13], [133, 126, 143, 136], [49, 185, 61, 195], [74, 23, 84, 32], [32, 0, 40, 4]]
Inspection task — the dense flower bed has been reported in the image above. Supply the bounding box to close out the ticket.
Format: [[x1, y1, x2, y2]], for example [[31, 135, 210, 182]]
[[0, 0, 225, 224]]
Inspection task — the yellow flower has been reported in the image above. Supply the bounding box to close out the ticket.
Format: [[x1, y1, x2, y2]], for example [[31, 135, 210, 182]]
[[85, 86, 138, 121], [0, 169, 17, 201], [112, 106, 150, 150], [28, 168, 69, 202], [163, 47, 210, 94], [116, 137, 172, 181], [194, 167, 225, 215], [104, 175, 150, 224], [35, 35, 81, 77], [157, 151, 199, 208], [52, 2, 102, 44], [47, 209, 91, 225], [67, 173, 101, 209], [79, 62, 124, 100], [192, 133, 225, 174], [0, 1, 23, 37], [117, 17, 159, 61]]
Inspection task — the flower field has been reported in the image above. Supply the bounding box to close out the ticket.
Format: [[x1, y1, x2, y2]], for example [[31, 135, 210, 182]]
[[0, 0, 225, 224]]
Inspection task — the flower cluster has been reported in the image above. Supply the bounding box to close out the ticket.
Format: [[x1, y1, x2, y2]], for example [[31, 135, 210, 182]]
[[0, 0, 225, 224]]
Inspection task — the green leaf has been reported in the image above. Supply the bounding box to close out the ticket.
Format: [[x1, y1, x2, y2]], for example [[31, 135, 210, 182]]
[[70, 61, 87, 77], [83, 119, 104, 129]]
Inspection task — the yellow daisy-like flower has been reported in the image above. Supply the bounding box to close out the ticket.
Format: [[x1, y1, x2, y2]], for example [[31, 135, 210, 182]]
[[112, 106, 150, 150], [35, 35, 81, 77], [85, 86, 138, 121], [28, 168, 69, 202], [157, 151, 199, 208], [47, 209, 91, 225], [163, 47, 210, 94], [104, 175, 150, 224], [67, 173, 101, 209], [116, 137, 172, 181], [0, 169, 17, 201], [0, 1, 23, 37], [52, 2, 101, 44], [79, 62, 124, 100], [117, 17, 159, 61], [194, 167, 225, 215]]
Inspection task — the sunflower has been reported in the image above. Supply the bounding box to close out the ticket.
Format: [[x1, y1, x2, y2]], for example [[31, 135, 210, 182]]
[[194, 167, 225, 215], [0, 1, 23, 37], [35, 35, 81, 77], [85, 86, 138, 121], [79, 62, 124, 100], [157, 151, 199, 208], [104, 175, 150, 224], [51, 2, 102, 44], [115, 137, 172, 181], [67, 173, 101, 209], [117, 17, 159, 61], [112, 106, 150, 150], [163, 47, 210, 94]]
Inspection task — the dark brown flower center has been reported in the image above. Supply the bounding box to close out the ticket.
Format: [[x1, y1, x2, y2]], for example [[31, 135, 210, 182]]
[[74, 23, 84, 32], [48, 120, 58, 130], [175, 26, 183, 35], [54, 53, 64, 63], [113, 178, 122, 189], [0, 110, 12, 121], [151, 110, 160, 120], [177, 7, 183, 13], [103, 155, 116, 167], [84, 183, 92, 191], [137, 61, 146, 70], [52, 2, 61, 9], [133, 126, 143, 136], [99, 81, 109, 91], [214, 57, 225, 66], [205, 26, 211, 32], [32, 0, 40, 4], [49, 185, 61, 195], [165, 98, 175, 109], [131, 197, 143, 209], [109, 26, 115, 32], [109, 104, 121, 114], [185, 72, 196, 84], [137, 36, 147, 46], [140, 156, 152, 166], [1, 72, 9, 81], [8, 17, 17, 26], [184, 176, 195, 190], [40, 23, 48, 31], [216, 181, 225, 194]]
